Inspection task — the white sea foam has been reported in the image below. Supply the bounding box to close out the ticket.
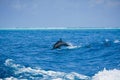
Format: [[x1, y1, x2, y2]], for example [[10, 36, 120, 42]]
[[3, 59, 120, 80], [3, 59, 90, 80], [0, 77, 18, 80], [67, 43, 81, 49], [114, 40, 120, 43], [92, 68, 120, 80], [105, 39, 109, 42]]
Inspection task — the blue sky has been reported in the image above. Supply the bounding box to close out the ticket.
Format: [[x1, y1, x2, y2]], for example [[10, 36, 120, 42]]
[[0, 0, 120, 28]]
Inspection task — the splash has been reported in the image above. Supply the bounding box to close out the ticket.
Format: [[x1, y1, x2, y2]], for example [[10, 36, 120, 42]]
[[2, 59, 120, 80], [3, 59, 90, 80], [67, 42, 81, 49], [92, 68, 120, 80], [105, 39, 109, 42], [114, 40, 120, 43]]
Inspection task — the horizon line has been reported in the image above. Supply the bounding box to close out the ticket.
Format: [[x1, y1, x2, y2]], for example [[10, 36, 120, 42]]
[[0, 27, 120, 30]]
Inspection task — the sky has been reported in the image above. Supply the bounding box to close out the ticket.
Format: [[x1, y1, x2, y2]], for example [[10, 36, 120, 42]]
[[0, 0, 120, 28]]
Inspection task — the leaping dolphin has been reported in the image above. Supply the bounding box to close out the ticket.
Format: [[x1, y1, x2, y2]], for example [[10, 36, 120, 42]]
[[52, 38, 70, 49]]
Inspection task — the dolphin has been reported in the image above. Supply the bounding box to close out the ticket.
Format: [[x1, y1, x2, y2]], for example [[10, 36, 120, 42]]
[[52, 38, 70, 49]]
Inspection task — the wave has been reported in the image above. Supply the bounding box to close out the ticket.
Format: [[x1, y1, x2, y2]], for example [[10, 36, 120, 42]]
[[92, 68, 120, 80], [1, 59, 120, 80], [2, 59, 90, 80]]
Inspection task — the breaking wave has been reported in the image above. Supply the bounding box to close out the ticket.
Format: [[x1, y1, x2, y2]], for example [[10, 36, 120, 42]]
[[2, 59, 90, 80], [1, 59, 120, 80], [92, 68, 120, 80]]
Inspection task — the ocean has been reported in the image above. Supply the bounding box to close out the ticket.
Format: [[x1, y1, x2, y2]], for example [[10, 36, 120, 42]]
[[0, 29, 120, 80]]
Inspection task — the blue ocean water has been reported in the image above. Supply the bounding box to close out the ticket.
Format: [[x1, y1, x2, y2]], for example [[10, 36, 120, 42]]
[[0, 29, 120, 80]]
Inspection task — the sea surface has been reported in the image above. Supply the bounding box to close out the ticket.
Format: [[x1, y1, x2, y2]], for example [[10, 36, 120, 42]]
[[0, 29, 120, 80]]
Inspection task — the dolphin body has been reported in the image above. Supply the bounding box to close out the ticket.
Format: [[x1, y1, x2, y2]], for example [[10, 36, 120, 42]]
[[52, 39, 70, 49]]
